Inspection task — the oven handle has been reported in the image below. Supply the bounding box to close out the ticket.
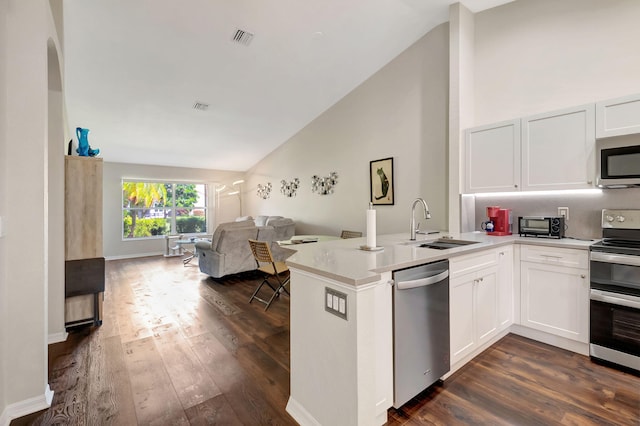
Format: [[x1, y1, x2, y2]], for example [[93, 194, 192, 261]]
[[590, 251, 640, 267], [590, 289, 640, 310]]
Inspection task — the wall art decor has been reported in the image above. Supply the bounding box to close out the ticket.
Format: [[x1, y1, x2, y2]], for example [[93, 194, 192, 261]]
[[311, 172, 338, 195], [280, 178, 300, 197], [370, 157, 394, 205], [256, 182, 272, 199]]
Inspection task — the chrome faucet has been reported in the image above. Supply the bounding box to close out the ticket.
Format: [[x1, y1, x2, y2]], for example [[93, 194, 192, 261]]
[[410, 198, 431, 240]]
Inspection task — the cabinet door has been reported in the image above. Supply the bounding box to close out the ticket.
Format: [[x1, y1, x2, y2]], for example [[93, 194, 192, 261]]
[[475, 267, 498, 347], [521, 105, 595, 191], [521, 262, 589, 343], [596, 93, 640, 138], [450, 273, 475, 365], [465, 120, 521, 193], [497, 246, 514, 330]]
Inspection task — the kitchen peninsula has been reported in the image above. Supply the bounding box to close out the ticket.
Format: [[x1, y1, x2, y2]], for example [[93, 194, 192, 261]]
[[284, 232, 594, 426]]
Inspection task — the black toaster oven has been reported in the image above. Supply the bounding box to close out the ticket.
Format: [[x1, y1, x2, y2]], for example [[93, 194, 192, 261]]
[[518, 216, 565, 238]]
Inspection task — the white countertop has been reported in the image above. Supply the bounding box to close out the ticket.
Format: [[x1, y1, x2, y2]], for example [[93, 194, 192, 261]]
[[285, 231, 596, 286]]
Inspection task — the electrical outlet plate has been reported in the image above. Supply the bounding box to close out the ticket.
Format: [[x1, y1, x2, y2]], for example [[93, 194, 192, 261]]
[[558, 207, 569, 221], [325, 287, 347, 320]]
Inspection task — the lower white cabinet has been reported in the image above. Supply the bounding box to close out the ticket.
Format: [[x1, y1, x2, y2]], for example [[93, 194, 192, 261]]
[[520, 246, 589, 343], [497, 246, 514, 330], [449, 245, 517, 366], [450, 266, 499, 364]]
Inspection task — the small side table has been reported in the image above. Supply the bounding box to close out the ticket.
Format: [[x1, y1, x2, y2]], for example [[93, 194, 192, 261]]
[[174, 238, 200, 265]]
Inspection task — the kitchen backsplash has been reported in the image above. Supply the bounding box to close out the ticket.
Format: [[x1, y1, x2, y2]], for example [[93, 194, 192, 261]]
[[465, 188, 640, 240]]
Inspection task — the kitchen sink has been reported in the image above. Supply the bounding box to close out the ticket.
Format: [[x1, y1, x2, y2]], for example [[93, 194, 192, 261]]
[[418, 239, 480, 250]]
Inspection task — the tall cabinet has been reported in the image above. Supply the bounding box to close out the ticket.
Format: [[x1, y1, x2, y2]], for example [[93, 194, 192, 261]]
[[64, 156, 105, 328]]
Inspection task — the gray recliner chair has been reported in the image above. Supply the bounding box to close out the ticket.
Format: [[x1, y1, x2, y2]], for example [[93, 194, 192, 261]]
[[195, 216, 295, 278]]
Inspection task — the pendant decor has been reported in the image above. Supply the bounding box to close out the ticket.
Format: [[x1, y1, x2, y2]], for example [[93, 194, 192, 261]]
[[311, 172, 338, 195], [280, 178, 300, 197], [256, 182, 272, 199]]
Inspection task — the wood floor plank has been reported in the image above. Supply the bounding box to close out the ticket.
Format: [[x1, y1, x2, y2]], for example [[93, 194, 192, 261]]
[[189, 331, 296, 425], [151, 323, 223, 410], [122, 337, 189, 425], [183, 394, 243, 425]]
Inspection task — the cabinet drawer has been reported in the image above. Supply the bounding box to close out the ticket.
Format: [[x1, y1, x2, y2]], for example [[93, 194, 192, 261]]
[[450, 249, 497, 278], [520, 245, 588, 269]]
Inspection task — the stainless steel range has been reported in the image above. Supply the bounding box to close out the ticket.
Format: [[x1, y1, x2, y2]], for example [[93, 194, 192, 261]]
[[589, 209, 640, 372]]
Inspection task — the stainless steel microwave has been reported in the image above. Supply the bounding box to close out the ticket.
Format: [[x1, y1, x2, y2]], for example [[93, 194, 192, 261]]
[[597, 136, 640, 188]]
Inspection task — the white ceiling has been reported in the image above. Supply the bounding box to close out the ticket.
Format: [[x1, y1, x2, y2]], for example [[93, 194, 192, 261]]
[[63, 0, 512, 171]]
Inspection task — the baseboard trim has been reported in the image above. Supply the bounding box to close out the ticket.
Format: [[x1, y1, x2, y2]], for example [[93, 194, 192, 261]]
[[0, 385, 54, 426], [105, 252, 163, 261], [286, 396, 322, 426], [510, 325, 589, 356], [48, 331, 68, 345]]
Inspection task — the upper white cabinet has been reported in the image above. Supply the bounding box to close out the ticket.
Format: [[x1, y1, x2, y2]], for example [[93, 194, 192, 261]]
[[596, 93, 640, 138], [465, 120, 521, 193], [521, 104, 595, 191], [464, 102, 603, 193]]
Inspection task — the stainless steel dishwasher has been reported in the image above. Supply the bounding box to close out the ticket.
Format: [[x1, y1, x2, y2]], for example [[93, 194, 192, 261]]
[[392, 259, 450, 408]]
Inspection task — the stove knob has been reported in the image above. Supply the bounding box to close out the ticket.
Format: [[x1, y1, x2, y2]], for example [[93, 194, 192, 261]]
[[605, 215, 614, 222], [616, 215, 626, 223]]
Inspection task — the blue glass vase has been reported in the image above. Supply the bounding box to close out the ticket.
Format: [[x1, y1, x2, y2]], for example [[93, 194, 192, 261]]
[[75, 127, 100, 157]]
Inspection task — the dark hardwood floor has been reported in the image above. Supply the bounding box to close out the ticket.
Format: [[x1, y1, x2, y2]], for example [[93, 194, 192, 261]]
[[13, 256, 640, 425]]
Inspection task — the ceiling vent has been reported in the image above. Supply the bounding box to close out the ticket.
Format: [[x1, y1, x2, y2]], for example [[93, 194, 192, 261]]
[[192, 102, 209, 111], [232, 28, 254, 46]]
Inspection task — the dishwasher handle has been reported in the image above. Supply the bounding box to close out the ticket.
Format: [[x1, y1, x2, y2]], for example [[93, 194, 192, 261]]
[[396, 270, 449, 290]]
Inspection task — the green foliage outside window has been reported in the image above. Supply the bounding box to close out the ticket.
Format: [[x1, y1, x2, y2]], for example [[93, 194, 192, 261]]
[[122, 181, 207, 239], [176, 216, 207, 234]]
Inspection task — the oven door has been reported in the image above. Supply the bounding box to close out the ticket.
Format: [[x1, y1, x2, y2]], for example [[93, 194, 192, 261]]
[[590, 251, 640, 371]]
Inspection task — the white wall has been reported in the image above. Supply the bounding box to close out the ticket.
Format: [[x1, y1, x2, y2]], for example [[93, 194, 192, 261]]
[[474, 0, 640, 126], [0, 0, 8, 414], [1, 0, 62, 421], [244, 24, 450, 237], [47, 39, 66, 343], [103, 162, 244, 259], [448, 3, 475, 234]]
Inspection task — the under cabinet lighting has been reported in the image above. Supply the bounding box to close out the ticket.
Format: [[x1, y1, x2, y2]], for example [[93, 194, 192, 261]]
[[228, 190, 240, 195], [232, 180, 245, 186], [474, 189, 602, 197], [215, 185, 226, 192]]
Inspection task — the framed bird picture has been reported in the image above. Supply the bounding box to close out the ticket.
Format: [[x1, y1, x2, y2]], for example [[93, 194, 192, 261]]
[[370, 157, 394, 205]]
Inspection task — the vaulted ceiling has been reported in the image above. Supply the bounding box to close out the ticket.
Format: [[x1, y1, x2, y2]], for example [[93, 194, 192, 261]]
[[64, 0, 512, 171]]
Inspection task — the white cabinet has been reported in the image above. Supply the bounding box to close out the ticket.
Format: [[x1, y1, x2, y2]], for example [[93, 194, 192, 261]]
[[450, 265, 498, 364], [449, 247, 513, 365], [521, 105, 595, 191], [596, 93, 640, 138], [496, 245, 514, 330], [465, 120, 521, 193], [520, 245, 589, 343], [465, 103, 597, 193]]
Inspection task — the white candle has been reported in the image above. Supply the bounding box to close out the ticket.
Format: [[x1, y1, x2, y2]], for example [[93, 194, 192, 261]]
[[366, 203, 376, 248]]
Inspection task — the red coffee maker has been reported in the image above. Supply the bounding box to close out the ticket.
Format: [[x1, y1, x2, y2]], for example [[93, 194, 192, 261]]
[[486, 206, 512, 236]]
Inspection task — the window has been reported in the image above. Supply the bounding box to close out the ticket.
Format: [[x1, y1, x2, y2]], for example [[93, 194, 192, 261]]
[[122, 181, 208, 239]]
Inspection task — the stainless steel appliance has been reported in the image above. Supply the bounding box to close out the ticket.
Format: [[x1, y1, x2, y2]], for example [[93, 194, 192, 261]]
[[518, 216, 565, 238], [392, 260, 450, 408], [589, 209, 640, 372], [597, 136, 640, 188]]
